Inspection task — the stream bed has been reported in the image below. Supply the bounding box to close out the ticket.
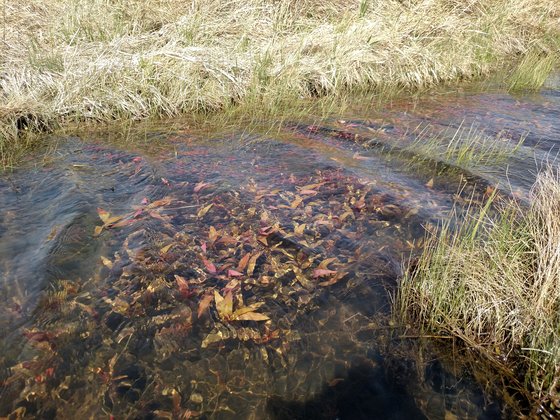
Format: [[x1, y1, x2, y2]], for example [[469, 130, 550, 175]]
[[1, 83, 559, 419]]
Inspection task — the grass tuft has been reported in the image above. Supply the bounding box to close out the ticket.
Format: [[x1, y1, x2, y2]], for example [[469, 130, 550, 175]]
[[0, 0, 559, 167], [396, 168, 560, 416]]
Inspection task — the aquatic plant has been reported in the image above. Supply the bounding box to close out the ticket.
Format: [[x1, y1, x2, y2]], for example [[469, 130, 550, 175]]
[[1, 0, 559, 167], [396, 168, 560, 416]]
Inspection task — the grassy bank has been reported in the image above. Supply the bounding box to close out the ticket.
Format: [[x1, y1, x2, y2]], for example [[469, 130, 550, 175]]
[[396, 169, 560, 416], [0, 0, 559, 166]]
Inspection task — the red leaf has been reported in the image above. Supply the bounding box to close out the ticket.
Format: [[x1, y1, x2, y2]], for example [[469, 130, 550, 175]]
[[312, 268, 337, 278], [227, 269, 243, 277], [194, 182, 209, 193], [202, 258, 217, 274], [201, 242, 207, 253]]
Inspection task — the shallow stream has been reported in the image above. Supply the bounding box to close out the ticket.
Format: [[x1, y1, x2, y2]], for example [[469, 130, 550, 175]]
[[1, 82, 559, 419]]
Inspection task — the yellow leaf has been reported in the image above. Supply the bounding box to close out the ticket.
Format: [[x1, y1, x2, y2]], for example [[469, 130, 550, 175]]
[[294, 223, 306, 235], [100, 256, 113, 269], [197, 203, 214, 218], [97, 208, 110, 223], [247, 252, 262, 276], [208, 226, 218, 242], [214, 290, 233, 320], [104, 215, 123, 226], [93, 225, 103, 237], [160, 243, 173, 254], [426, 178, 434, 188], [235, 312, 270, 321], [290, 196, 303, 209], [318, 257, 337, 270]]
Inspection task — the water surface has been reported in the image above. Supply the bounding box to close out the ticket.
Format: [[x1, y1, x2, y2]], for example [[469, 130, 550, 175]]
[[1, 83, 559, 419]]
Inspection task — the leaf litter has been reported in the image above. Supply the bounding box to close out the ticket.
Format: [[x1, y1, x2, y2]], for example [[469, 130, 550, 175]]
[[0, 137, 469, 419]]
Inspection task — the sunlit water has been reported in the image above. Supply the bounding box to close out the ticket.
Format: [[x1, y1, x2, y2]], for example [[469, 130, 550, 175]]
[[1, 83, 559, 419]]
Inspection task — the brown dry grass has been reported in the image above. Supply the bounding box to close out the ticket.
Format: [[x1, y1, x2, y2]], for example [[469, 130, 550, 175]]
[[0, 0, 559, 166]]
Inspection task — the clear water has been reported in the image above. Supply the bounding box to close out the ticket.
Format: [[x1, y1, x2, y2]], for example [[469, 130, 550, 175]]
[[1, 84, 559, 419]]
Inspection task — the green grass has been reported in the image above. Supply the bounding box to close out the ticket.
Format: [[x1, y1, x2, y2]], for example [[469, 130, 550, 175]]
[[0, 0, 559, 168], [396, 169, 560, 416], [403, 122, 525, 169]]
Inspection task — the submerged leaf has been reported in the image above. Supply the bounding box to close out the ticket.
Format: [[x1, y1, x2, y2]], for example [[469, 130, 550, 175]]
[[197, 203, 214, 218], [97, 208, 110, 223], [160, 243, 173, 254], [202, 257, 217, 274], [100, 256, 113, 269], [234, 312, 270, 322], [197, 293, 214, 318], [313, 268, 337, 278], [215, 290, 233, 320]]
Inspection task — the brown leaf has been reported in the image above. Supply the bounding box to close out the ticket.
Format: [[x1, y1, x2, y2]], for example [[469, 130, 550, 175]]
[[208, 226, 218, 242], [290, 196, 303, 209], [237, 253, 251, 271], [318, 257, 337, 270], [227, 269, 243, 277], [318, 272, 347, 287], [147, 197, 172, 209], [197, 293, 214, 318]]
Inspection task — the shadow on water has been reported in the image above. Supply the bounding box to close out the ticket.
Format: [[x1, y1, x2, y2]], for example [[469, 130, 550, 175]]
[[266, 360, 426, 420]]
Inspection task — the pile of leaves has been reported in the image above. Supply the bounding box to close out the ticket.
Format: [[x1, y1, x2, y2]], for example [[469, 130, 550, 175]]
[[1, 158, 431, 418]]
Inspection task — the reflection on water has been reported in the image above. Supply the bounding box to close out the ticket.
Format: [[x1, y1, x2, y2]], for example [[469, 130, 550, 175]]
[[0, 84, 559, 419]]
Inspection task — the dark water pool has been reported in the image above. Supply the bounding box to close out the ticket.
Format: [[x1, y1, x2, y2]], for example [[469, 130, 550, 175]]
[[0, 83, 559, 419]]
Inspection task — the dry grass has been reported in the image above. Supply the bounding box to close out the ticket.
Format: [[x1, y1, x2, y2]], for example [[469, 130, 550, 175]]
[[0, 0, 559, 166], [396, 169, 560, 416]]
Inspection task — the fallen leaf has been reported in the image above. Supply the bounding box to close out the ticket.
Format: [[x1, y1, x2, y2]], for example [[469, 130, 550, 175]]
[[100, 256, 113, 269], [97, 208, 110, 223], [426, 178, 434, 188], [208, 226, 218, 242], [234, 312, 270, 321], [197, 293, 214, 318], [160, 243, 173, 254], [227, 269, 244, 277], [197, 203, 213, 218], [202, 258, 217, 274], [94, 225, 103, 237], [194, 182, 209, 193], [237, 253, 251, 271], [147, 197, 172, 209], [247, 252, 262, 276], [215, 290, 233, 319], [313, 268, 337, 278], [318, 257, 337, 270], [319, 272, 348, 287], [290, 196, 303, 209]]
